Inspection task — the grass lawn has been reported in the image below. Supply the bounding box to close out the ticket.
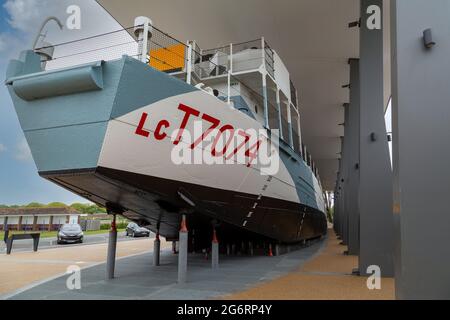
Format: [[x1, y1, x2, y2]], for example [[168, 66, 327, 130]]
[[0, 229, 126, 239]]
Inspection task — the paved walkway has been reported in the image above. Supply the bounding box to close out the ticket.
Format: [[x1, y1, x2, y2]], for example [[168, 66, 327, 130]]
[[224, 230, 395, 300], [4, 240, 324, 300]]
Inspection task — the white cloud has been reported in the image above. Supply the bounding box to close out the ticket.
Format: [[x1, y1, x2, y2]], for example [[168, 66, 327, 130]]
[[0, 143, 7, 153], [1, 0, 124, 55], [3, 0, 55, 33], [15, 137, 32, 161]]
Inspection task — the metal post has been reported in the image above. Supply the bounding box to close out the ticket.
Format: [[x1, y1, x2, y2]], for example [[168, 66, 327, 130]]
[[262, 73, 269, 128], [274, 244, 280, 256], [287, 101, 294, 148], [249, 241, 254, 256], [346, 59, 360, 256], [177, 214, 188, 283], [391, 0, 450, 299], [134, 16, 153, 64], [359, 0, 394, 277], [338, 135, 348, 246], [229, 43, 233, 73], [186, 44, 192, 85], [211, 228, 219, 269], [227, 71, 231, 105], [107, 214, 118, 279], [261, 37, 266, 67], [153, 231, 160, 266], [276, 88, 283, 139]]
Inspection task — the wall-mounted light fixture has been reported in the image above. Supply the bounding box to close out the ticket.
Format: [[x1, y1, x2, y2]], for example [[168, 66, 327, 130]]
[[348, 19, 361, 28], [423, 28, 436, 49]]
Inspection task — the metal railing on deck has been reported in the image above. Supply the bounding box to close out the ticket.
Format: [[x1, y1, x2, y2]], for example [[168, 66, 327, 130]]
[[36, 24, 190, 73]]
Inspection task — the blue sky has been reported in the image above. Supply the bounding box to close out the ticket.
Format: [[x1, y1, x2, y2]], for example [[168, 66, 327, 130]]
[[0, 0, 120, 205]]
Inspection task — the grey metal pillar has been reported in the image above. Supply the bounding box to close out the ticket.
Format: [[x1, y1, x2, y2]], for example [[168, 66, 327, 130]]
[[333, 185, 339, 236], [359, 0, 394, 276], [153, 231, 160, 266], [211, 228, 219, 269], [391, 0, 450, 299], [333, 176, 341, 238], [341, 105, 351, 247], [177, 214, 188, 283], [106, 214, 117, 279], [338, 136, 348, 246], [346, 59, 361, 256]]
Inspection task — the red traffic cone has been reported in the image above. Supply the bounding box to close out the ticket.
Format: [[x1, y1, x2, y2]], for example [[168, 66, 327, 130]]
[[268, 244, 274, 257]]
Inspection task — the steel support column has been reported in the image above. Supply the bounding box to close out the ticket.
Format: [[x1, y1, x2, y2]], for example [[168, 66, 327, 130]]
[[153, 231, 160, 266], [346, 59, 360, 256], [391, 0, 450, 299], [359, 0, 394, 276], [341, 105, 351, 247], [106, 214, 118, 279], [177, 215, 188, 283], [338, 136, 348, 246], [211, 228, 219, 269], [333, 184, 340, 236]]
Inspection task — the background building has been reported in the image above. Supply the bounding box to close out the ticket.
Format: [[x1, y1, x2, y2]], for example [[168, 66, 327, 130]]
[[0, 207, 81, 231]]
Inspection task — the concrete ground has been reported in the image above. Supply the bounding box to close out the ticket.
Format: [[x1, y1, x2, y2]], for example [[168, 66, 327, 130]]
[[3, 239, 324, 300], [224, 230, 395, 300], [1, 229, 394, 300]]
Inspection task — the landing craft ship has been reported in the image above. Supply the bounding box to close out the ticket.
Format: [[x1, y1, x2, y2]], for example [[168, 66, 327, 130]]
[[5, 17, 327, 250]]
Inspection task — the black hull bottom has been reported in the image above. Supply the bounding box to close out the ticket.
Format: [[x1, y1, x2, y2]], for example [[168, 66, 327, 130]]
[[40, 167, 327, 248]]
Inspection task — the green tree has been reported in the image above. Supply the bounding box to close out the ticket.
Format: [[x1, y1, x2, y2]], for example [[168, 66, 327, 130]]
[[70, 203, 106, 214], [26, 202, 45, 208], [47, 202, 67, 208]]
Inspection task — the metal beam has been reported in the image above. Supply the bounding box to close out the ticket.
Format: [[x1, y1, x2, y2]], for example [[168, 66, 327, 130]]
[[391, 0, 450, 299], [359, 0, 394, 277]]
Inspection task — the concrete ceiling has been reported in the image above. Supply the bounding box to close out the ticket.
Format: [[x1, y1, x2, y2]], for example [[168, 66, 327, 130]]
[[96, 0, 390, 191]]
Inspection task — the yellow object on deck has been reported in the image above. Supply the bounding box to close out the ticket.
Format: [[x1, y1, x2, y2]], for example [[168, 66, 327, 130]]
[[149, 44, 185, 72]]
